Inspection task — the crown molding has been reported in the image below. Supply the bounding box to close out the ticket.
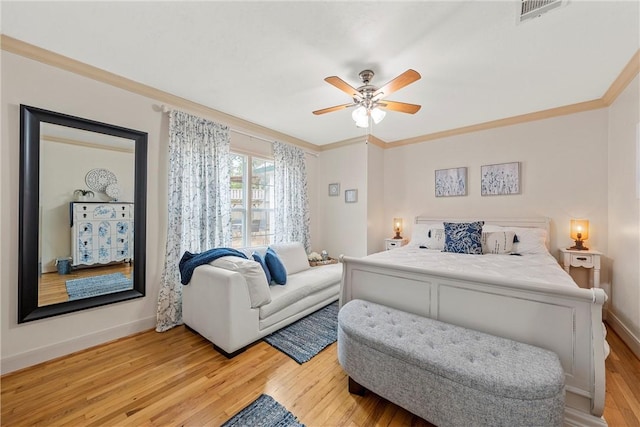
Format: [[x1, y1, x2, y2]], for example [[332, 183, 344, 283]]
[[386, 99, 606, 148], [366, 134, 387, 149], [602, 49, 640, 106], [0, 35, 318, 153], [387, 48, 639, 148], [317, 134, 387, 152], [2, 35, 637, 152]]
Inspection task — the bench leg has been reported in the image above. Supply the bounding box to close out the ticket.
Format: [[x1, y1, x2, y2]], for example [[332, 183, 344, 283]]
[[348, 376, 367, 396]]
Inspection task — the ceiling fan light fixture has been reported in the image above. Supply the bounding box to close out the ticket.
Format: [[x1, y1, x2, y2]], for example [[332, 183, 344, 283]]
[[352, 106, 369, 128], [352, 105, 385, 127], [354, 117, 369, 128], [371, 107, 386, 124]]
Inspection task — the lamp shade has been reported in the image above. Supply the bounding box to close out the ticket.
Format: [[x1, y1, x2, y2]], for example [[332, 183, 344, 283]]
[[352, 106, 369, 128], [570, 219, 589, 240], [393, 218, 403, 232], [370, 107, 386, 124]]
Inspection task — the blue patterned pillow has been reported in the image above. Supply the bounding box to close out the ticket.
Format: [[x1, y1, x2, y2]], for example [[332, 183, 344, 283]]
[[265, 247, 287, 285], [443, 221, 484, 254], [252, 252, 272, 284]]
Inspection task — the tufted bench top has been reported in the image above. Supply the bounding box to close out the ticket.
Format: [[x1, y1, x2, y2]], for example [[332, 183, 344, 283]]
[[339, 299, 565, 400]]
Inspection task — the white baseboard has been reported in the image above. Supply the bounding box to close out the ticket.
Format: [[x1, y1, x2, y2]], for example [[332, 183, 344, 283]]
[[564, 407, 608, 426], [1, 316, 156, 375], [605, 311, 640, 360]]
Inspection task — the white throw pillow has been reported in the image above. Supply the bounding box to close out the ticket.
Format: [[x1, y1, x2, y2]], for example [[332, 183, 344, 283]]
[[481, 231, 516, 254], [425, 227, 446, 250], [269, 242, 311, 275], [210, 256, 271, 308], [482, 225, 548, 254]]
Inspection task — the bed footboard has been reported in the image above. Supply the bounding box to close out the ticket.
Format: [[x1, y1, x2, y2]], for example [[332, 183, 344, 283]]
[[339, 255, 608, 426]]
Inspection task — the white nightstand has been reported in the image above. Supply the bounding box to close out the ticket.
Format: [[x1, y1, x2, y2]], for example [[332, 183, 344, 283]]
[[385, 238, 408, 250], [559, 248, 602, 288]]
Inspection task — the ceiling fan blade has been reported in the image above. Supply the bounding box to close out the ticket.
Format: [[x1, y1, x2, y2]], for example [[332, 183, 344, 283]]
[[312, 103, 355, 115], [324, 76, 362, 99], [373, 69, 421, 98], [378, 100, 421, 114]]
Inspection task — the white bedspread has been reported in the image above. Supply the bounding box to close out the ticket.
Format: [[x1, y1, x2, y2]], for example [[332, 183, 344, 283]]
[[364, 246, 577, 288]]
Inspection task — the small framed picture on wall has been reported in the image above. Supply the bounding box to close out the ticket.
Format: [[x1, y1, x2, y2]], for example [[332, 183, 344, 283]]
[[328, 183, 340, 197], [345, 189, 358, 203]]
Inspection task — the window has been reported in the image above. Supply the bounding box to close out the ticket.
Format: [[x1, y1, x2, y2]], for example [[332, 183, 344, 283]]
[[230, 153, 275, 248]]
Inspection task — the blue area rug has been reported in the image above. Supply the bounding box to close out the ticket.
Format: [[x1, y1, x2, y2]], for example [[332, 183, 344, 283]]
[[66, 272, 133, 300], [222, 394, 304, 427], [263, 301, 339, 364]]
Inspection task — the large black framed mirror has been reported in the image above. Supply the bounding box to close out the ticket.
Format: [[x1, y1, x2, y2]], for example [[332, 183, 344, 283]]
[[19, 105, 147, 323]]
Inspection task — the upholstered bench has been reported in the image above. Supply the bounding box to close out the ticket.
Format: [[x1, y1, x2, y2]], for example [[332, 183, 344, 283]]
[[337, 299, 565, 427]]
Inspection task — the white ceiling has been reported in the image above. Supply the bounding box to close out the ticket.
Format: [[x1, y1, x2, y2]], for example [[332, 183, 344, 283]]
[[2, 1, 639, 146]]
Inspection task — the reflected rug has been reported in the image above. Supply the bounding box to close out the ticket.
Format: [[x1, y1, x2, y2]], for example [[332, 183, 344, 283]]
[[263, 301, 339, 364], [222, 394, 304, 427], [66, 272, 133, 300]]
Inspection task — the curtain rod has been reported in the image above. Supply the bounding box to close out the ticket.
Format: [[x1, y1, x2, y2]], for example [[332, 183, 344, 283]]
[[160, 104, 318, 157]]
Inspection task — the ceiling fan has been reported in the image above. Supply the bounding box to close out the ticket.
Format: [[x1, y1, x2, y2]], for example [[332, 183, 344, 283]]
[[313, 69, 421, 127]]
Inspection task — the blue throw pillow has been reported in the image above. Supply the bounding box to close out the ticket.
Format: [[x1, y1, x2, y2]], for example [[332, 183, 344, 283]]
[[265, 247, 287, 285], [252, 251, 272, 284], [443, 221, 484, 255]]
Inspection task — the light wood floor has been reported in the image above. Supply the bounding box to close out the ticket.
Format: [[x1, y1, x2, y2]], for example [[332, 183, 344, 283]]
[[38, 263, 132, 307], [1, 323, 638, 426]]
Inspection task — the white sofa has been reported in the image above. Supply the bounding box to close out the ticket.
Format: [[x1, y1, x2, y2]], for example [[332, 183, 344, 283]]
[[182, 242, 342, 357]]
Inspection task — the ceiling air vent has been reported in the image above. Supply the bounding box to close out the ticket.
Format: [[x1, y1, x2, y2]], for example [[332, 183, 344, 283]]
[[519, 0, 568, 23]]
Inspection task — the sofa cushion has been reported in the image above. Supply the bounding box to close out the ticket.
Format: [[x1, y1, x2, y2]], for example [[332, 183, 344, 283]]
[[269, 242, 311, 275], [252, 251, 271, 284], [210, 256, 271, 308], [259, 263, 342, 319], [265, 247, 287, 285]]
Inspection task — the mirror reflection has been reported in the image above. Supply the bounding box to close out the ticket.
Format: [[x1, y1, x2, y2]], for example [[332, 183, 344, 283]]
[[38, 124, 136, 307], [19, 105, 147, 323]]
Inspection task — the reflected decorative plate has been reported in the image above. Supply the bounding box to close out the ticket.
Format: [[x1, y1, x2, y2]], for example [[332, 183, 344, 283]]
[[105, 183, 120, 200], [85, 168, 117, 192]]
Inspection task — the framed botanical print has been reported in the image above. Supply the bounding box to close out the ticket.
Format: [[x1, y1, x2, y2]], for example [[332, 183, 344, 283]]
[[435, 167, 467, 197], [481, 162, 521, 196]]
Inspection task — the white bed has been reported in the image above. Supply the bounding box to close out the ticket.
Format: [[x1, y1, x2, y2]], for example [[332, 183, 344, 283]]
[[340, 217, 609, 427]]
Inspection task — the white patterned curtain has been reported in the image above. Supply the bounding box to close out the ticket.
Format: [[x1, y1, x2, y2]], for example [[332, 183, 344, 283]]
[[273, 141, 311, 252], [156, 110, 231, 332]]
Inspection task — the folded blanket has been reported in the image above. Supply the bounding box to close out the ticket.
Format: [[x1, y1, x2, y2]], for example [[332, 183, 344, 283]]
[[179, 247, 248, 285]]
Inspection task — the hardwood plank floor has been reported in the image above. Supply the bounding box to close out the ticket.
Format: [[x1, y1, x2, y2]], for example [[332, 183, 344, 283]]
[[38, 263, 132, 307], [2, 323, 638, 426]]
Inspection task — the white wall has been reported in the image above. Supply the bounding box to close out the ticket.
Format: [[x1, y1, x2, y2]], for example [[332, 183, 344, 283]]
[[383, 109, 610, 268], [0, 51, 319, 374], [607, 75, 640, 357], [367, 143, 385, 254], [317, 142, 368, 258], [1, 51, 162, 373]]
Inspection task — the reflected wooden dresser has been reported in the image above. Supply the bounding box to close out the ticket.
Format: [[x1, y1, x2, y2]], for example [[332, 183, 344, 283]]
[[70, 202, 134, 266]]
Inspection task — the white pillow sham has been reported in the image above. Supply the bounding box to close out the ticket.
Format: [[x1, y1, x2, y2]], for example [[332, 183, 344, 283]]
[[409, 223, 431, 246], [409, 223, 445, 249], [483, 225, 548, 254]]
